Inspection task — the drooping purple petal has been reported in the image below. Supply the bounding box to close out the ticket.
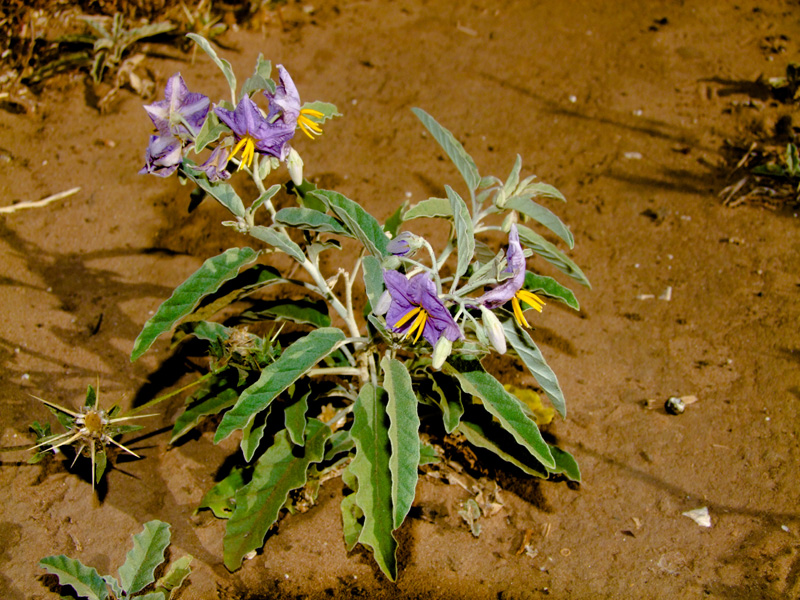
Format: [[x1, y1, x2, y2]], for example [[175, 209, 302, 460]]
[[214, 95, 295, 160], [384, 269, 416, 330], [265, 65, 301, 129], [196, 145, 231, 181], [143, 73, 209, 139], [475, 224, 526, 308], [139, 134, 182, 177]]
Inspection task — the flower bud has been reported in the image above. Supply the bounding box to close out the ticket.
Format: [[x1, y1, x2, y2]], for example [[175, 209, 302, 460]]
[[480, 306, 506, 354], [431, 335, 453, 370], [387, 231, 424, 257], [374, 290, 392, 315], [500, 210, 518, 233], [287, 147, 304, 186]]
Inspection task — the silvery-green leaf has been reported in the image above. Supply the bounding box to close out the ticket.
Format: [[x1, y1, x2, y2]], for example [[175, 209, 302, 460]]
[[194, 111, 227, 153], [502, 320, 566, 418], [311, 189, 389, 257], [383, 201, 407, 237], [362, 255, 385, 311], [350, 383, 397, 580], [340, 490, 364, 551], [427, 371, 464, 433], [516, 225, 590, 288], [241, 298, 331, 328], [39, 555, 108, 600], [324, 430, 354, 461], [506, 196, 574, 248], [419, 442, 441, 465], [239, 54, 273, 98], [249, 226, 305, 263], [274, 207, 349, 236], [381, 357, 419, 530], [131, 248, 260, 361], [524, 272, 579, 310], [403, 197, 452, 221], [198, 467, 245, 518], [522, 181, 566, 202], [215, 328, 345, 442], [412, 107, 480, 192], [118, 520, 171, 595], [301, 101, 341, 122], [549, 446, 581, 482], [502, 155, 522, 199], [446, 185, 474, 286], [155, 554, 193, 600], [184, 174, 245, 218], [241, 415, 268, 462], [224, 421, 331, 570], [187, 33, 236, 98], [250, 184, 280, 217], [285, 391, 309, 445]]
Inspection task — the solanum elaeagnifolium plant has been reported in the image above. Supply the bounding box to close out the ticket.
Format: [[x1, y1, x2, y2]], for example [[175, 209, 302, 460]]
[[132, 34, 589, 581]]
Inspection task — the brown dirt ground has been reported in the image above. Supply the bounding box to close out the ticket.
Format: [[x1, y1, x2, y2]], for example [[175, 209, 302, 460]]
[[2, 1, 800, 598]]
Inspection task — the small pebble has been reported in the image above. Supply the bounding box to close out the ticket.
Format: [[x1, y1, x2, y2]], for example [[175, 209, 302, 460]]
[[665, 396, 685, 415]]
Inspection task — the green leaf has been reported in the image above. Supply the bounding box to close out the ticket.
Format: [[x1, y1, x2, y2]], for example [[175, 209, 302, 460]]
[[524, 272, 579, 310], [502, 320, 566, 418], [457, 419, 548, 478], [274, 207, 349, 236], [419, 442, 441, 465], [241, 415, 268, 462], [198, 467, 246, 518], [383, 201, 407, 237], [427, 371, 464, 433], [215, 328, 346, 442], [242, 298, 331, 328], [194, 110, 227, 153], [155, 554, 192, 600], [502, 155, 522, 200], [131, 247, 260, 361], [311, 189, 389, 257], [94, 450, 107, 484], [362, 255, 385, 311], [171, 376, 239, 443], [446, 185, 474, 285], [177, 320, 231, 344], [250, 184, 281, 217], [118, 520, 171, 595], [381, 357, 420, 530], [324, 430, 354, 461], [39, 555, 108, 600], [523, 181, 566, 202], [248, 226, 305, 263], [301, 100, 341, 123], [350, 384, 397, 580], [103, 574, 123, 599], [187, 33, 236, 98], [506, 196, 574, 248], [445, 362, 555, 469], [239, 54, 273, 98], [186, 173, 246, 218], [516, 225, 590, 288], [402, 197, 452, 221], [412, 108, 480, 192], [550, 446, 581, 482], [285, 392, 309, 445], [340, 491, 364, 552], [136, 593, 167, 600], [223, 421, 331, 570]]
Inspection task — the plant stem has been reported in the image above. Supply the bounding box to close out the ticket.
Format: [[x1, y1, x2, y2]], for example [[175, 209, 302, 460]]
[[123, 370, 219, 417]]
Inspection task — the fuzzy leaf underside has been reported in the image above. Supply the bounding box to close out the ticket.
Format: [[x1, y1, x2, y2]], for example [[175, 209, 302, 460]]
[[223, 421, 331, 570], [39, 555, 109, 600], [118, 520, 171, 595], [381, 357, 420, 530], [274, 207, 349, 236], [215, 328, 345, 442], [524, 272, 579, 310], [190, 176, 246, 218], [446, 362, 555, 469], [248, 226, 305, 263], [350, 383, 397, 580], [506, 196, 574, 248], [502, 320, 567, 418], [402, 197, 452, 221], [447, 185, 475, 286], [155, 553, 193, 599], [131, 247, 260, 361], [412, 107, 480, 192], [311, 189, 389, 257], [516, 225, 591, 288], [362, 255, 385, 311]]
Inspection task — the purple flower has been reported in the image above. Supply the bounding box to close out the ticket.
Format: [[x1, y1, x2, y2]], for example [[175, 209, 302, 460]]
[[265, 65, 324, 139], [214, 95, 295, 168], [475, 225, 545, 328], [143, 73, 209, 139], [383, 270, 462, 346], [139, 134, 182, 177], [387, 231, 421, 257], [196, 145, 231, 182]]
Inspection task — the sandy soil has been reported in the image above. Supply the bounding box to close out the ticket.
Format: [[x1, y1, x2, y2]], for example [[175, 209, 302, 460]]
[[1, 1, 800, 598]]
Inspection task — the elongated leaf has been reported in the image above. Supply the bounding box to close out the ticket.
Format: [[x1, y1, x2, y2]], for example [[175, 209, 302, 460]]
[[242, 298, 331, 328], [241, 415, 268, 462], [171, 378, 239, 443], [136, 592, 167, 600], [419, 442, 441, 465], [39, 555, 108, 600], [524, 181, 566, 202], [362, 255, 385, 311], [239, 54, 273, 99], [189, 175, 246, 218], [340, 491, 364, 551], [249, 226, 305, 263], [550, 446, 581, 482], [412, 108, 480, 192], [194, 111, 227, 153], [350, 384, 397, 580], [215, 328, 345, 442], [445, 362, 554, 469], [223, 421, 331, 570], [427, 371, 464, 433], [516, 225, 590, 288], [383, 201, 406, 237], [198, 467, 245, 518], [187, 33, 236, 97], [118, 520, 171, 595], [524, 272, 579, 310], [446, 185, 474, 285], [274, 207, 349, 236], [325, 430, 354, 461], [250, 184, 281, 217], [457, 419, 548, 478], [311, 189, 389, 257], [381, 357, 420, 530], [506, 196, 574, 248], [131, 247, 260, 361], [502, 320, 566, 418], [155, 554, 192, 600], [502, 155, 522, 199], [403, 197, 452, 221], [285, 392, 309, 445]]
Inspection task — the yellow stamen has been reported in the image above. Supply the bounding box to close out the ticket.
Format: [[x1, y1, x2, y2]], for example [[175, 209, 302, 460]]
[[298, 109, 324, 139], [302, 108, 325, 118], [231, 135, 257, 170], [394, 306, 420, 328], [516, 290, 545, 312], [405, 309, 429, 343], [512, 297, 530, 328]]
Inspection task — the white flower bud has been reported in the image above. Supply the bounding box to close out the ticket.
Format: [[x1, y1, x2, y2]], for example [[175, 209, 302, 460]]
[[287, 147, 304, 186], [374, 290, 392, 315], [480, 306, 506, 354], [431, 335, 453, 370], [500, 210, 518, 233]]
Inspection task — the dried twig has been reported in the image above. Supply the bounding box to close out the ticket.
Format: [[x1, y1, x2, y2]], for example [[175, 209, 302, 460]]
[[0, 187, 80, 214]]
